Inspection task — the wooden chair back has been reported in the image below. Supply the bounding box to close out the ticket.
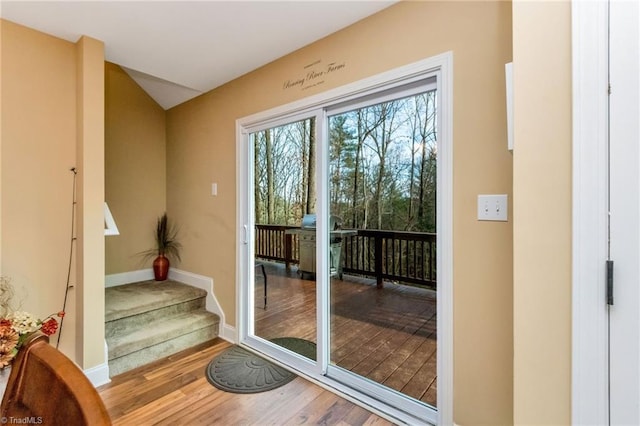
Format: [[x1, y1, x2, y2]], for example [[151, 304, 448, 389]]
[[0, 332, 111, 425]]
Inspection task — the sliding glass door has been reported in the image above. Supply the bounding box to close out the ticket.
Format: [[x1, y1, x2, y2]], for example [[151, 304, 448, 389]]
[[238, 57, 450, 425], [324, 87, 438, 419], [247, 114, 319, 365]]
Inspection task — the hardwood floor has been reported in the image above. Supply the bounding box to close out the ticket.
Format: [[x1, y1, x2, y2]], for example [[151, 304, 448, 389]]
[[98, 339, 393, 425], [98, 262, 436, 425], [254, 262, 437, 407]]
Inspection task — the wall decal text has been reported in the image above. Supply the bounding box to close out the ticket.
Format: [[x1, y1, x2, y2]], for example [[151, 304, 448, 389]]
[[283, 59, 347, 91]]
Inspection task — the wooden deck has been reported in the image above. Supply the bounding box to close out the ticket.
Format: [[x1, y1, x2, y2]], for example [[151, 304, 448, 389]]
[[254, 261, 437, 407]]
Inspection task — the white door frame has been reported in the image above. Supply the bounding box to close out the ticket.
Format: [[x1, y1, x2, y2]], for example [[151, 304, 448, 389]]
[[236, 52, 453, 426], [572, 1, 640, 424], [571, 1, 610, 424], [608, 0, 640, 422]]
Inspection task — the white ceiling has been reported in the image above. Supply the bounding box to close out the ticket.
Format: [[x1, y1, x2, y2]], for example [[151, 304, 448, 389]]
[[0, 1, 397, 109]]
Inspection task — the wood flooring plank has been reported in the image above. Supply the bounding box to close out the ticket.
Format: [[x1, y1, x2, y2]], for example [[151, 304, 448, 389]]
[[279, 389, 352, 425], [155, 387, 237, 425], [254, 378, 327, 425], [99, 339, 391, 425], [142, 340, 228, 380], [103, 367, 202, 418], [208, 378, 321, 425], [144, 379, 220, 424], [337, 404, 383, 426], [309, 397, 371, 425], [112, 390, 186, 426]]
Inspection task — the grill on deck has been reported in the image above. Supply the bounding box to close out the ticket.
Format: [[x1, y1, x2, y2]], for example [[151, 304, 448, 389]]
[[288, 214, 354, 279]]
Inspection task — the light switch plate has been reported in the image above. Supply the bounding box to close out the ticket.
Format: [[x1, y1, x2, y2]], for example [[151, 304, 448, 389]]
[[478, 194, 508, 221]]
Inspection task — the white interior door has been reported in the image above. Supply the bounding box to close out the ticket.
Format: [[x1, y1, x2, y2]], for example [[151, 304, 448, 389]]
[[609, 1, 640, 424]]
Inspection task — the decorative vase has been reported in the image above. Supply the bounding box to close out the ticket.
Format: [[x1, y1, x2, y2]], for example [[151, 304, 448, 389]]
[[153, 255, 169, 281]]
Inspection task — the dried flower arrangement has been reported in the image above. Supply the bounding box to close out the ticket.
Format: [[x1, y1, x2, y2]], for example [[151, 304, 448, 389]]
[[0, 276, 65, 369]]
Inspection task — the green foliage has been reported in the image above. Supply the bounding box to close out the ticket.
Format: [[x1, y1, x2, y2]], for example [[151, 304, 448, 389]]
[[140, 213, 182, 263], [253, 89, 438, 233]]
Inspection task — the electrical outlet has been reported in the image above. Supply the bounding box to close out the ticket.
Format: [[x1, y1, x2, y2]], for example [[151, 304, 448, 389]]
[[477, 194, 508, 221]]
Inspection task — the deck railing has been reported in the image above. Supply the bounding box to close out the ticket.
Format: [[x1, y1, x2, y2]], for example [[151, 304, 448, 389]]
[[255, 224, 436, 289], [254, 225, 299, 268]]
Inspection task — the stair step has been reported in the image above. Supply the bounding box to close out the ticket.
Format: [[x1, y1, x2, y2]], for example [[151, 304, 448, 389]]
[[106, 296, 206, 338], [107, 310, 219, 359], [105, 280, 220, 377], [108, 325, 219, 377], [105, 280, 206, 322]]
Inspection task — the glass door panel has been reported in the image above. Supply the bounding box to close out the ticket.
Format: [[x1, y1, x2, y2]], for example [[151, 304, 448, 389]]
[[251, 117, 317, 361], [327, 90, 438, 407]]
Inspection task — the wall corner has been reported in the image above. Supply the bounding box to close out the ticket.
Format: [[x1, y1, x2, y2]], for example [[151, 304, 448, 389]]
[[75, 35, 106, 370]]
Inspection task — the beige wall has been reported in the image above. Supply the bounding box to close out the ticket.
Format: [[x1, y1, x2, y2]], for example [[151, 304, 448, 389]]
[[0, 19, 3, 269], [0, 19, 4, 275], [75, 35, 106, 369], [0, 1, 577, 421], [105, 63, 167, 274], [167, 2, 513, 423], [0, 20, 106, 369], [512, 1, 572, 425], [1, 19, 78, 357]]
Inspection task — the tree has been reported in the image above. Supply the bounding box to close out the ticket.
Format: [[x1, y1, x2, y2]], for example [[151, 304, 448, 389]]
[[252, 89, 437, 232], [306, 118, 316, 214], [329, 115, 356, 217], [254, 133, 262, 223], [265, 129, 275, 224]]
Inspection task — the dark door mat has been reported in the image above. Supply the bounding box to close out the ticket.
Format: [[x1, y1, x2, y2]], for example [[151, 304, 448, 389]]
[[271, 337, 316, 361], [205, 338, 316, 394]]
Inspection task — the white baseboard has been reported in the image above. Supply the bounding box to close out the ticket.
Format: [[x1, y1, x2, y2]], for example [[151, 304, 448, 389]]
[[85, 362, 110, 387], [84, 342, 111, 387], [84, 339, 111, 387], [219, 323, 237, 343], [105, 269, 153, 287], [168, 268, 236, 344]]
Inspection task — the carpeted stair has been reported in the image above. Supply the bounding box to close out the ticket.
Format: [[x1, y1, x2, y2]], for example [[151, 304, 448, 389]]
[[105, 280, 220, 377]]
